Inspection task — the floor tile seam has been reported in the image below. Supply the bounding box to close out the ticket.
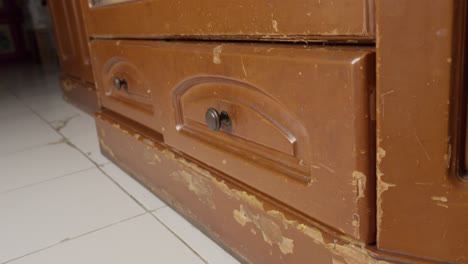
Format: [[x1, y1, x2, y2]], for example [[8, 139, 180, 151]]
[[0, 212, 149, 264], [0, 138, 68, 158], [150, 212, 209, 264], [0, 166, 97, 196], [16, 98, 154, 214]]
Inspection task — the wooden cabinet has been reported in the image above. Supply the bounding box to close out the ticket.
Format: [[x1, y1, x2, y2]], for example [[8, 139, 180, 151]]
[[48, 0, 98, 113], [71, 0, 468, 263]]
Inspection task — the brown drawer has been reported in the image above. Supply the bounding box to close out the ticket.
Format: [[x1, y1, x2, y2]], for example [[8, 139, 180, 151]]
[[152, 42, 375, 242], [92, 40, 376, 242], [82, 0, 375, 42], [90, 40, 162, 133]]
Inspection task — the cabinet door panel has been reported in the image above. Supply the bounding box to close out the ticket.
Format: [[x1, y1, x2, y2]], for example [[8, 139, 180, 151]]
[[377, 0, 468, 262], [49, 0, 94, 83]]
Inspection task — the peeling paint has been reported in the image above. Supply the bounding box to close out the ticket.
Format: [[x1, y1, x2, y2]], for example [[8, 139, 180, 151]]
[[352, 171, 367, 200], [376, 147, 395, 242], [351, 214, 360, 238], [233, 204, 294, 255], [104, 113, 392, 263], [171, 170, 216, 209], [265, 208, 387, 263], [142, 138, 155, 147], [144, 148, 162, 164], [272, 19, 279, 32], [159, 145, 389, 262], [153, 153, 162, 163], [233, 205, 251, 226], [123, 125, 391, 263], [444, 143, 451, 169], [296, 224, 324, 243], [432, 196, 448, 202], [332, 258, 347, 264], [232, 190, 264, 209], [213, 45, 223, 64], [161, 148, 268, 212], [99, 138, 115, 157], [278, 237, 294, 255]]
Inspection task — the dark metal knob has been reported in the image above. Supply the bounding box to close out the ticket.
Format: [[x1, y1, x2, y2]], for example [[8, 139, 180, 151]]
[[113, 77, 128, 91], [113, 77, 121, 90], [205, 108, 230, 131]]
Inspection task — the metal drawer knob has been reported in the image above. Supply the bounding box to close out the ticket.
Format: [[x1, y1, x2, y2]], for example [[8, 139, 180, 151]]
[[113, 77, 128, 91], [205, 108, 230, 131]]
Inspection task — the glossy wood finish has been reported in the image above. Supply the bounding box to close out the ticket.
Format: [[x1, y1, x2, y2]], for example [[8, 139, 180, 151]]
[[82, 0, 375, 42], [90, 41, 159, 132], [160, 43, 376, 242], [49, 0, 99, 114], [49, 0, 94, 83], [376, 0, 468, 262], [79, 0, 468, 261], [91, 40, 376, 242]]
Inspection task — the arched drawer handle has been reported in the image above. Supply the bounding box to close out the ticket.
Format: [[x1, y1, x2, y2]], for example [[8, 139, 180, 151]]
[[205, 108, 230, 131], [113, 77, 128, 92]]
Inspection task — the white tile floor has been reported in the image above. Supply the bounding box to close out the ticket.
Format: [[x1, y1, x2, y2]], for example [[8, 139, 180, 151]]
[[0, 64, 239, 264]]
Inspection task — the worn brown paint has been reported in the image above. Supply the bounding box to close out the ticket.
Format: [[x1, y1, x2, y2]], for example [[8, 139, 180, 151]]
[[96, 110, 386, 263], [50, 0, 468, 262], [82, 0, 375, 42], [96, 110, 456, 263], [89, 40, 162, 133], [377, 0, 468, 263], [49, 0, 99, 113], [60, 75, 99, 114], [90, 40, 376, 242]]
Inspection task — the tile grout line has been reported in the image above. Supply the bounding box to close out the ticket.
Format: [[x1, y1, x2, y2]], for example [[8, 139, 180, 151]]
[[10, 91, 152, 214], [10, 89, 210, 263], [0, 132, 66, 158], [64, 139, 152, 212], [150, 212, 209, 264], [0, 212, 149, 264], [0, 166, 96, 195]]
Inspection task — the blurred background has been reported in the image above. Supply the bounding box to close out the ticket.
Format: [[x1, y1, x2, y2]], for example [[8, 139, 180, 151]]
[[0, 0, 57, 67]]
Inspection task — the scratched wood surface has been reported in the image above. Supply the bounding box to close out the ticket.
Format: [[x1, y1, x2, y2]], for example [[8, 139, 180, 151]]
[[376, 0, 468, 262]]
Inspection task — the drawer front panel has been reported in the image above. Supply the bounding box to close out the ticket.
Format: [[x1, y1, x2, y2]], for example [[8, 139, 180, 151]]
[[93, 40, 376, 242], [174, 78, 311, 183], [90, 40, 161, 132], [152, 42, 376, 242], [82, 0, 375, 41]]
